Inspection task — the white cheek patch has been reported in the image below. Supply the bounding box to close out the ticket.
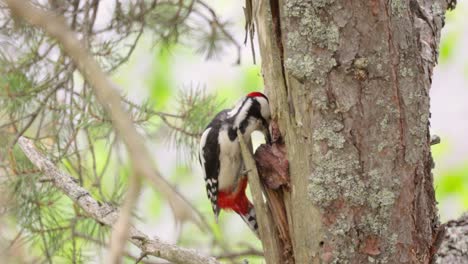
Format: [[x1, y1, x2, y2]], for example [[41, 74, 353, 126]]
[[257, 97, 270, 121], [234, 99, 253, 128]]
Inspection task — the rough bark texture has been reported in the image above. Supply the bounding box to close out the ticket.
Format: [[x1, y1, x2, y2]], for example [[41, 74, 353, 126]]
[[237, 130, 283, 264], [254, 0, 455, 263], [254, 122, 294, 263], [436, 213, 468, 263]]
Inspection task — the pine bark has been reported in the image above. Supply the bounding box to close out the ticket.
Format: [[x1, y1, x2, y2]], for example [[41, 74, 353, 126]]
[[253, 0, 454, 263]]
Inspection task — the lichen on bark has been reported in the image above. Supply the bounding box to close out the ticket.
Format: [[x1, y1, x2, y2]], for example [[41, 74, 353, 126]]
[[256, 0, 453, 262]]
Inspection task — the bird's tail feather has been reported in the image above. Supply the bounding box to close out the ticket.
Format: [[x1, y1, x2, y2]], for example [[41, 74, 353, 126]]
[[237, 203, 259, 238]]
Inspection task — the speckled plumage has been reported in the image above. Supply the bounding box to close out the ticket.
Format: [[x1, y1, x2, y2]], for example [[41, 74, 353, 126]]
[[199, 92, 270, 235]]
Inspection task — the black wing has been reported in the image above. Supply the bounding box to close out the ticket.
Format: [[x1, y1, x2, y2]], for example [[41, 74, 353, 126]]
[[199, 110, 229, 219]]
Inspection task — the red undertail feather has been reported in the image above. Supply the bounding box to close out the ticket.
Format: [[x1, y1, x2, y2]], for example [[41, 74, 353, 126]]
[[218, 178, 259, 237], [217, 177, 250, 215]]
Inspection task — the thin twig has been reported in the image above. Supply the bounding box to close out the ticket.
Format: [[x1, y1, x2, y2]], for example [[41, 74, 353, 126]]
[[8, 84, 61, 150], [196, 0, 242, 64], [74, 232, 165, 264], [215, 249, 263, 259], [5, 0, 207, 232], [108, 171, 142, 263]]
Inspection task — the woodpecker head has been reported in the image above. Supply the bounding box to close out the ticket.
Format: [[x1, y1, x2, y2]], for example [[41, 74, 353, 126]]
[[227, 91, 271, 143], [246, 91, 270, 124]]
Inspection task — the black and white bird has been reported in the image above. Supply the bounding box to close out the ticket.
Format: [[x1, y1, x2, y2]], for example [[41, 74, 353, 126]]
[[199, 92, 271, 236]]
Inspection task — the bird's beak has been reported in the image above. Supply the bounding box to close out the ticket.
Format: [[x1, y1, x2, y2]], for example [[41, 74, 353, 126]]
[[262, 121, 272, 145]]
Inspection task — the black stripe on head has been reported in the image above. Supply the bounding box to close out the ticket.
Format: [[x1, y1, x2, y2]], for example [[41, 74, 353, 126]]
[[239, 99, 267, 134], [229, 98, 249, 121]]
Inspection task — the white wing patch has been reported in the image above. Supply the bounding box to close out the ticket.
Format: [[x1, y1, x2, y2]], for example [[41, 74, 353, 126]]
[[199, 127, 211, 179], [206, 178, 218, 186]]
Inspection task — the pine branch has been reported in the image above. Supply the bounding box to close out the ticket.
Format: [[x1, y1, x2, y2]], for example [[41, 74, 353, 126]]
[[17, 137, 219, 264], [5, 0, 207, 232]]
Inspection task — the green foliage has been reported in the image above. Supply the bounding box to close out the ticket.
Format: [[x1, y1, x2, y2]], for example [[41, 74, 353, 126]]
[[194, 20, 233, 60], [434, 164, 468, 216], [1, 138, 119, 262], [143, 2, 192, 45], [148, 49, 173, 111], [431, 138, 450, 160], [432, 140, 468, 218], [0, 70, 32, 94], [0, 1, 266, 262], [146, 189, 163, 218], [6, 144, 72, 262], [167, 88, 223, 160], [208, 65, 264, 110], [438, 1, 467, 64], [435, 168, 467, 198], [0, 67, 34, 113], [439, 31, 459, 64], [171, 164, 191, 183], [240, 65, 264, 93]]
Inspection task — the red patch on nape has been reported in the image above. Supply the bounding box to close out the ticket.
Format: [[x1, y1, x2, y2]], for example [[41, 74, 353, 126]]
[[247, 91, 267, 99], [217, 177, 251, 215]]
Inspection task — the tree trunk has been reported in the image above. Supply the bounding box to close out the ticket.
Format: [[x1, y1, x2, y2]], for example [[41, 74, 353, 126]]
[[253, 0, 454, 263]]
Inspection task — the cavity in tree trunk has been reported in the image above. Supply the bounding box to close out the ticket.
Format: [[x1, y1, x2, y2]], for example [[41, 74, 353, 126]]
[[253, 0, 454, 263]]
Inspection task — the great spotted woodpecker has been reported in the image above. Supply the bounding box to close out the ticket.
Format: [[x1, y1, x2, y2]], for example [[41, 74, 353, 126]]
[[199, 92, 271, 236]]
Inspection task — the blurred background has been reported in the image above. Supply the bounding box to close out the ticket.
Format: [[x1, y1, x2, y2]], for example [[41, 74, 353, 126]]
[[117, 0, 468, 258], [0, 0, 467, 263], [110, 0, 267, 254], [429, 0, 468, 222], [116, 0, 468, 227]]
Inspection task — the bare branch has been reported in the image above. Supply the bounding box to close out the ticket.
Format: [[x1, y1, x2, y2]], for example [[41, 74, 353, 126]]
[[215, 248, 263, 260], [17, 136, 219, 264], [236, 130, 282, 264], [5, 0, 206, 231], [73, 232, 166, 264]]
